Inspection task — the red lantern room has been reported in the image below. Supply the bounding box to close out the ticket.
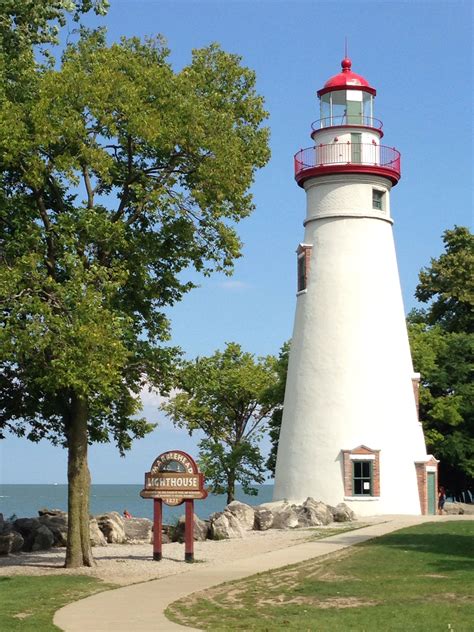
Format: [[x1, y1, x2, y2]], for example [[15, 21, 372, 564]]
[[295, 58, 401, 187]]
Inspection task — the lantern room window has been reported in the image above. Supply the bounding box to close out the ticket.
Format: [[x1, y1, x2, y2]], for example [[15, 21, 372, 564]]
[[320, 90, 374, 127]]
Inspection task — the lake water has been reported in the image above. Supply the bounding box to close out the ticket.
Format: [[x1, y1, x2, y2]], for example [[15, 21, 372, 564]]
[[0, 484, 274, 524]]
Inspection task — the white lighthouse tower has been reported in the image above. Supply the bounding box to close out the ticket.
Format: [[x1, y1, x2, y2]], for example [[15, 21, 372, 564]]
[[273, 58, 438, 516]]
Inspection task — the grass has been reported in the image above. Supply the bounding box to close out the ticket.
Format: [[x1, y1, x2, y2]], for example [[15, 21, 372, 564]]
[[166, 521, 474, 631], [0, 575, 115, 631]]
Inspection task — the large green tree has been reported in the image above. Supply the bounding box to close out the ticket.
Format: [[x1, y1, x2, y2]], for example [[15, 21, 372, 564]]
[[0, 7, 269, 566], [162, 343, 280, 504], [265, 340, 290, 476], [408, 226, 473, 494]]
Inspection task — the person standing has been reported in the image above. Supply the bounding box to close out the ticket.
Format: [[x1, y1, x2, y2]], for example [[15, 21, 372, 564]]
[[438, 486, 446, 514]]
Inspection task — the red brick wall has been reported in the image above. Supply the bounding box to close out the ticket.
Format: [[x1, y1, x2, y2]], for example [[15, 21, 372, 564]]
[[415, 458, 438, 515], [342, 445, 380, 497]]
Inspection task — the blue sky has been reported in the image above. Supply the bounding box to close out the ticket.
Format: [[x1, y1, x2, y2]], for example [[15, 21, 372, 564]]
[[1, 0, 472, 484]]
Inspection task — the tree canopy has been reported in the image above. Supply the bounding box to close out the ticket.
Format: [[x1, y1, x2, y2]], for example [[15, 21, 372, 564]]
[[162, 343, 280, 504], [265, 341, 290, 476], [0, 3, 270, 566], [408, 226, 473, 494]]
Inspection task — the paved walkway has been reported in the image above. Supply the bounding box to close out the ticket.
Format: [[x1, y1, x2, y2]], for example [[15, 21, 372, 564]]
[[54, 515, 467, 631]]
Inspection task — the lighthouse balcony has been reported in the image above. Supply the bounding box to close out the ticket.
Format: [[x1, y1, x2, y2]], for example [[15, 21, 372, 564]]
[[295, 142, 401, 186]]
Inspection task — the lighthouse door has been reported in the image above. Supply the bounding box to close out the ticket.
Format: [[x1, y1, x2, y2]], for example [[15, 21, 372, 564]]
[[427, 472, 436, 515], [350, 133, 362, 164]]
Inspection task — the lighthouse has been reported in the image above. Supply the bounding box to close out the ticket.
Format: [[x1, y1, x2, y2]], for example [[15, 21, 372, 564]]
[[273, 58, 438, 516]]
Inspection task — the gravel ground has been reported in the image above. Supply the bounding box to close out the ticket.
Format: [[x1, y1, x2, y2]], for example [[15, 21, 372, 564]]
[[0, 526, 336, 586]]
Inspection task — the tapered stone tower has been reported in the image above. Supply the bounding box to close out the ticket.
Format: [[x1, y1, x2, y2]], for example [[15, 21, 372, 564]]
[[273, 58, 438, 516]]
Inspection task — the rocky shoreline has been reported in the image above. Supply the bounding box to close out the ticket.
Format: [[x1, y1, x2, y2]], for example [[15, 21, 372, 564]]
[[0, 498, 356, 556]]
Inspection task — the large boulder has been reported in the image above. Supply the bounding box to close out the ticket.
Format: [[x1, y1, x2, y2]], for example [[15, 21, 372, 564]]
[[0, 530, 24, 555], [254, 507, 274, 531], [96, 512, 126, 543], [39, 514, 68, 547], [209, 511, 245, 540], [31, 525, 54, 551], [123, 517, 153, 543], [332, 503, 356, 522], [172, 515, 209, 542], [13, 518, 42, 551], [297, 498, 333, 527], [271, 503, 299, 529], [225, 501, 255, 531], [89, 518, 107, 547]]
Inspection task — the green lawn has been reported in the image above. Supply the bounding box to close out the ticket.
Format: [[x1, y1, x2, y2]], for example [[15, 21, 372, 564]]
[[0, 575, 115, 631], [166, 521, 474, 631]]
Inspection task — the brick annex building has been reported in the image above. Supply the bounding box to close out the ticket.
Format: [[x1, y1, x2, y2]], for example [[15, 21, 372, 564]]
[[273, 58, 438, 516]]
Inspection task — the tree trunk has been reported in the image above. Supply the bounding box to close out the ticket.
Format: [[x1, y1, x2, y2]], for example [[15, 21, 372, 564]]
[[226, 472, 235, 505], [65, 393, 94, 568]]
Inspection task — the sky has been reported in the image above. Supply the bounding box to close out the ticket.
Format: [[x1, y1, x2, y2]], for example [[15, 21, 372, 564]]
[[1, 0, 472, 484]]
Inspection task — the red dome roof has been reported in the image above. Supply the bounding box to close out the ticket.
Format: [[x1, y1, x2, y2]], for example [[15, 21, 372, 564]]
[[317, 58, 376, 97]]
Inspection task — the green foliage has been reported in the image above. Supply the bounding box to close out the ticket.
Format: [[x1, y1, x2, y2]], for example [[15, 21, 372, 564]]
[[414, 226, 474, 333], [408, 226, 473, 491], [0, 575, 114, 631], [266, 340, 290, 476], [0, 25, 270, 449], [167, 521, 474, 631], [162, 343, 280, 502]]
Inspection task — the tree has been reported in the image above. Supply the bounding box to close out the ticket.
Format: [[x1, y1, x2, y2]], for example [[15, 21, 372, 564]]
[[413, 226, 473, 333], [266, 341, 290, 476], [408, 226, 473, 494], [162, 343, 280, 504], [0, 10, 270, 565]]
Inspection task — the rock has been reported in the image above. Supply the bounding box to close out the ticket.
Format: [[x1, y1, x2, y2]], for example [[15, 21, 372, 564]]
[[123, 517, 153, 543], [39, 514, 68, 547], [38, 508, 67, 518], [225, 501, 255, 531], [271, 503, 299, 529], [89, 518, 107, 547], [444, 502, 465, 515], [332, 503, 356, 522], [254, 507, 274, 531], [13, 518, 42, 551], [0, 533, 15, 556], [0, 530, 24, 555], [209, 511, 245, 540], [297, 498, 333, 527], [172, 515, 209, 542], [96, 512, 126, 544], [31, 525, 55, 551]]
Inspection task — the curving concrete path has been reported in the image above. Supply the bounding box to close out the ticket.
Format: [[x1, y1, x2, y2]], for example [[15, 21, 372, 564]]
[[54, 515, 468, 632]]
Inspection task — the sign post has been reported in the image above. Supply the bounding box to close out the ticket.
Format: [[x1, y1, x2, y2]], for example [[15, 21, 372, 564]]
[[185, 499, 194, 562], [140, 450, 207, 563], [153, 498, 163, 561]]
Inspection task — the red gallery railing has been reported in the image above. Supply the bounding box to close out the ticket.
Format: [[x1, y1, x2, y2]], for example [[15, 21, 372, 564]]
[[294, 143, 401, 181]]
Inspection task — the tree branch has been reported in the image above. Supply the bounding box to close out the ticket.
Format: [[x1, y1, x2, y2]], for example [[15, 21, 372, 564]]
[[34, 190, 56, 278], [82, 166, 94, 209]]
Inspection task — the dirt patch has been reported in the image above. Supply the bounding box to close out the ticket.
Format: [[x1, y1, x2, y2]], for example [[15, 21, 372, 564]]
[[258, 595, 377, 608], [13, 612, 33, 619]]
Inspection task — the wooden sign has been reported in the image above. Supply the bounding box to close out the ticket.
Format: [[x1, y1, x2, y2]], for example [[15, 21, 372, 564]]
[[140, 450, 207, 506], [140, 450, 207, 562]]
